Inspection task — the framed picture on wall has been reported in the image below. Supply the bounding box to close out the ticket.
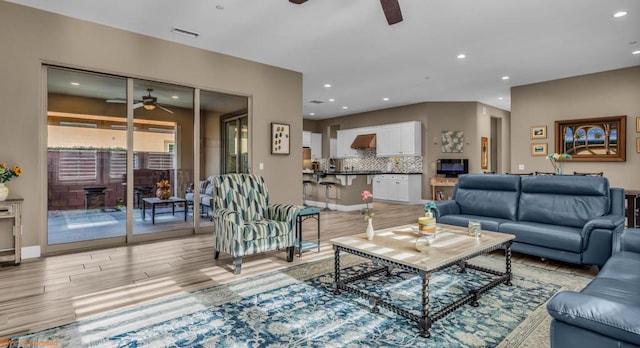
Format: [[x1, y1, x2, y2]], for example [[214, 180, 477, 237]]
[[636, 117, 639, 132], [554, 115, 626, 161], [530, 125, 547, 139], [271, 123, 290, 155], [637, 137, 640, 153], [480, 137, 488, 169], [531, 143, 548, 156]]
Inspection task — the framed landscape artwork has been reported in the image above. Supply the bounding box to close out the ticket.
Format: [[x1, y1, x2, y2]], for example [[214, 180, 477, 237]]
[[531, 143, 548, 156], [530, 126, 547, 139], [481, 137, 488, 169], [554, 115, 626, 161], [271, 123, 290, 155]]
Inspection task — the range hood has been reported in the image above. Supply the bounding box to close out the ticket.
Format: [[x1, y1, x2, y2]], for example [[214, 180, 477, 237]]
[[351, 134, 377, 150]]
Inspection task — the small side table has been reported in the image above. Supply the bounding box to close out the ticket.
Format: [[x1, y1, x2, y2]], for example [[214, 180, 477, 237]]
[[296, 207, 321, 257], [0, 198, 22, 265]]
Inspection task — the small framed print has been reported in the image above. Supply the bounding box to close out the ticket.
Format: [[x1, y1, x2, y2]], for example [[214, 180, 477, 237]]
[[530, 125, 547, 139], [636, 117, 639, 132], [271, 123, 290, 155], [531, 143, 548, 156], [637, 137, 640, 153]]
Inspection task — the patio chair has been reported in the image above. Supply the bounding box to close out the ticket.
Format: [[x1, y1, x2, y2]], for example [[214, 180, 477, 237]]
[[212, 174, 300, 274]]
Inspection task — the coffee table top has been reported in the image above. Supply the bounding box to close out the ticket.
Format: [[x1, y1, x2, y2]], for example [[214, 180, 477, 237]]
[[142, 197, 186, 204], [330, 224, 514, 272]]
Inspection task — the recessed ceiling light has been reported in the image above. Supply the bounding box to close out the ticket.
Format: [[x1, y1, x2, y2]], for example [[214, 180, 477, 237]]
[[216, 5, 224, 10], [613, 11, 628, 18], [70, 82, 80, 86], [342, 106, 348, 110], [328, 98, 335, 102], [457, 54, 466, 59], [309, 112, 315, 116], [501, 76, 510, 80], [498, 97, 504, 100], [324, 84, 332, 88], [171, 95, 179, 99], [633, 50, 640, 55], [383, 97, 390, 101]]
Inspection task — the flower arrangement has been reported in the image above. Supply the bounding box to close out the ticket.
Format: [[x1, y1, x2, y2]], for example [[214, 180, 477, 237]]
[[0, 163, 22, 183], [361, 190, 374, 221], [156, 179, 171, 199], [392, 156, 400, 171], [424, 201, 438, 217], [546, 153, 572, 174], [115, 198, 126, 210], [156, 179, 170, 189]]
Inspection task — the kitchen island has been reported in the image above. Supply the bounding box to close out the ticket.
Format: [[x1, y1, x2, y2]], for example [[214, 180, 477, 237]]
[[303, 171, 422, 211]]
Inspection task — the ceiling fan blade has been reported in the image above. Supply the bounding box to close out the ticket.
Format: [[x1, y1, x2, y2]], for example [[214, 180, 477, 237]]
[[133, 102, 143, 109], [157, 104, 174, 114], [380, 0, 403, 25], [106, 99, 126, 104], [289, 0, 308, 4]]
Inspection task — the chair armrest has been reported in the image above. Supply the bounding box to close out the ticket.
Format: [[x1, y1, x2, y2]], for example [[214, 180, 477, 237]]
[[434, 200, 459, 219], [213, 208, 245, 243], [621, 228, 640, 253], [547, 291, 640, 346], [267, 204, 301, 231], [213, 208, 243, 226]]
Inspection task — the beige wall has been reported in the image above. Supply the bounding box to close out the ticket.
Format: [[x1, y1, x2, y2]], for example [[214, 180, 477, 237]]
[[316, 102, 511, 199], [0, 2, 302, 252], [511, 66, 640, 189]]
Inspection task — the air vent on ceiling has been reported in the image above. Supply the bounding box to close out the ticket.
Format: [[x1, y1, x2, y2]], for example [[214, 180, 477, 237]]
[[171, 27, 199, 38], [309, 100, 324, 104]]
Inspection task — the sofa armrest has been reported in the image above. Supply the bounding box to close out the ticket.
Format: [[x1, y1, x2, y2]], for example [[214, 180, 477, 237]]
[[621, 228, 640, 253], [581, 215, 625, 248], [267, 204, 301, 231], [547, 291, 640, 346], [434, 200, 459, 219]]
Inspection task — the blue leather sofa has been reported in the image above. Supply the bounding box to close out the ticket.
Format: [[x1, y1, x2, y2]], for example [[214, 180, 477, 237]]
[[547, 228, 640, 347], [435, 174, 625, 267]]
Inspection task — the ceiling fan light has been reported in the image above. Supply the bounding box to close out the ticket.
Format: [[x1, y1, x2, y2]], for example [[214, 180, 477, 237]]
[[143, 104, 156, 110]]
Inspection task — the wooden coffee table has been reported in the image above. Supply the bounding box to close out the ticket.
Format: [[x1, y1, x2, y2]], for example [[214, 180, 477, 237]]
[[330, 224, 514, 338]]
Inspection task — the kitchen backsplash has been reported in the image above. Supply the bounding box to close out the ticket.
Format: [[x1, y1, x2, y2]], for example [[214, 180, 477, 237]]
[[315, 150, 423, 173]]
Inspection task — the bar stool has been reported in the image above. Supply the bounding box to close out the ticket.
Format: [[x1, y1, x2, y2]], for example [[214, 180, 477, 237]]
[[319, 181, 339, 211], [302, 180, 313, 206]]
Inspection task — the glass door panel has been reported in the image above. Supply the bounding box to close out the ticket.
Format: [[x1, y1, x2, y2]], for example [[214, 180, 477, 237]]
[[132, 80, 194, 235], [46, 67, 127, 245]]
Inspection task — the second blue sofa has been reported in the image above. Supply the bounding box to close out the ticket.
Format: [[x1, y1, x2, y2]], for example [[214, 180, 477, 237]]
[[435, 174, 625, 267]]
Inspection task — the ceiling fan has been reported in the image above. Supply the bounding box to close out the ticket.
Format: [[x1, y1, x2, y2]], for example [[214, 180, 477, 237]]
[[106, 88, 174, 114], [289, 0, 403, 25]]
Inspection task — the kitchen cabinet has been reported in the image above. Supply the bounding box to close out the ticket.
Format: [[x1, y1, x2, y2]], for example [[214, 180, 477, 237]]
[[310, 133, 322, 159], [372, 174, 421, 203], [376, 121, 421, 157], [302, 131, 312, 147], [336, 129, 360, 158]]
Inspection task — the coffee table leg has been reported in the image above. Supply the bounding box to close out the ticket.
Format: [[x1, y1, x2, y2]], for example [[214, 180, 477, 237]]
[[142, 201, 146, 220], [152, 204, 156, 225], [420, 272, 432, 338], [184, 202, 187, 221], [332, 247, 341, 295], [505, 241, 513, 286]]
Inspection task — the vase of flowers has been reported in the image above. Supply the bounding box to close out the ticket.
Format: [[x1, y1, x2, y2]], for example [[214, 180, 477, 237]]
[[546, 153, 572, 175], [156, 179, 171, 200], [361, 190, 375, 240], [0, 162, 23, 201]]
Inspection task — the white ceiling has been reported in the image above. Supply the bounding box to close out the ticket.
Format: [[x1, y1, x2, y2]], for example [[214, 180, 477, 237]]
[[10, 0, 640, 120]]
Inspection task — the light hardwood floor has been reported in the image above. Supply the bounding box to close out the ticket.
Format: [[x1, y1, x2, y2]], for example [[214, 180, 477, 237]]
[[0, 202, 597, 339]]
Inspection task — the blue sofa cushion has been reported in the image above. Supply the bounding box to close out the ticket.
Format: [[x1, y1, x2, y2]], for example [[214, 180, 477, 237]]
[[582, 278, 640, 307], [453, 174, 521, 221], [499, 221, 582, 253], [437, 214, 509, 232], [518, 176, 610, 228]]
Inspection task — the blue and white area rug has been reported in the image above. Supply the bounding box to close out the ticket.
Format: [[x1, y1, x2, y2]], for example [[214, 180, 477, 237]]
[[11, 256, 590, 347]]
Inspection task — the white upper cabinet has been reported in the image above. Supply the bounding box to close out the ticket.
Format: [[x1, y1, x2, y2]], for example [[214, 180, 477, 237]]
[[310, 133, 322, 159], [336, 129, 360, 158], [302, 131, 312, 148], [376, 121, 421, 157]]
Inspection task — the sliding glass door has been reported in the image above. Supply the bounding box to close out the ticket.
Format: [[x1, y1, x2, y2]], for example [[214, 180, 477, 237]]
[[222, 114, 249, 174]]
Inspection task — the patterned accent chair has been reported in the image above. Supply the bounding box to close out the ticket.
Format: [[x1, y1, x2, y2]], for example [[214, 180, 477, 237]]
[[213, 174, 300, 274]]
